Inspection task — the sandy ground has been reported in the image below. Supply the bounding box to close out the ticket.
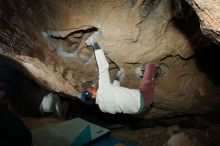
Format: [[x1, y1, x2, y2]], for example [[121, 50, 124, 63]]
[[111, 126, 170, 146]]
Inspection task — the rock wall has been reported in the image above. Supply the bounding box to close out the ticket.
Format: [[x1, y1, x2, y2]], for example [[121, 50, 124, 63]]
[[185, 0, 220, 44], [0, 0, 219, 118]]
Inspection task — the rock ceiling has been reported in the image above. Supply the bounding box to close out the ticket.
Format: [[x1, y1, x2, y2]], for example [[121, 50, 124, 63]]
[[0, 0, 219, 118]]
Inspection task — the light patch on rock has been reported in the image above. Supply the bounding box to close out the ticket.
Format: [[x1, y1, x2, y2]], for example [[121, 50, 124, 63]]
[[167, 133, 194, 146]]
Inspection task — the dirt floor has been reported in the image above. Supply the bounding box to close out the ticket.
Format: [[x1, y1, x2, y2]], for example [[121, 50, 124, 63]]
[[111, 126, 170, 146]]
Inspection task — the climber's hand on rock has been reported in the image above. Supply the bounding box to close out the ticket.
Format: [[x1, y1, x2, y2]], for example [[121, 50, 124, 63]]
[[85, 31, 100, 47]]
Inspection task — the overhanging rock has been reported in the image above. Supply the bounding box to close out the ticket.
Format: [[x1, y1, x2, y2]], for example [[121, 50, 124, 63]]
[[185, 0, 220, 44], [0, 0, 220, 118]]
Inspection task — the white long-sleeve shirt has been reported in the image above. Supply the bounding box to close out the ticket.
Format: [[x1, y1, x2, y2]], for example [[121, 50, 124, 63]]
[[94, 49, 144, 114]]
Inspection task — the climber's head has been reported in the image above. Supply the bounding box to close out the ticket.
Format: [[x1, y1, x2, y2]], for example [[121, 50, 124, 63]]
[[80, 87, 97, 105]]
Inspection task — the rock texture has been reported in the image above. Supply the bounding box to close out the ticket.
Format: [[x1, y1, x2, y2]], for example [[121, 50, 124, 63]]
[[185, 0, 220, 44], [167, 131, 212, 146], [0, 0, 220, 118]]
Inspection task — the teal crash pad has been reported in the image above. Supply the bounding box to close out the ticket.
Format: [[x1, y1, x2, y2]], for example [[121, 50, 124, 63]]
[[31, 118, 110, 146]]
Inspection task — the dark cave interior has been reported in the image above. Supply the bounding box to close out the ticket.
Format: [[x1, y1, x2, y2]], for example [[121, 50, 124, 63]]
[[0, 0, 220, 146]]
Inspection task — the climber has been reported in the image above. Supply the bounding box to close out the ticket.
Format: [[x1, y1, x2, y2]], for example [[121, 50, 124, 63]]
[[81, 31, 157, 114]]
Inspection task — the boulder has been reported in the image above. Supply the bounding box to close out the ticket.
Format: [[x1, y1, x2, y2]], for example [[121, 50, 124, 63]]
[[0, 0, 219, 118]]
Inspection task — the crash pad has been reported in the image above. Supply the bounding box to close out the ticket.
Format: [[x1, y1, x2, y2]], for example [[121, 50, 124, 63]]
[[31, 118, 110, 146]]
